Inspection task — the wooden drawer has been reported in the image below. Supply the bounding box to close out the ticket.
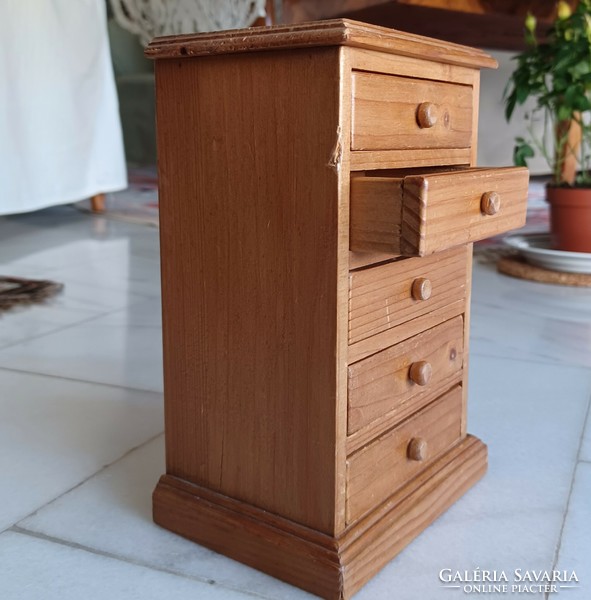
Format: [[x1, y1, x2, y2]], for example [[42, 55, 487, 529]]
[[346, 385, 463, 524], [348, 246, 468, 360], [348, 315, 464, 436], [351, 71, 473, 152], [350, 167, 529, 257]]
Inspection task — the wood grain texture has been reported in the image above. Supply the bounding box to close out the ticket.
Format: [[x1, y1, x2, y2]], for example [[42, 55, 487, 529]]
[[402, 166, 530, 255], [461, 244, 473, 437], [348, 315, 464, 435], [146, 18, 497, 69], [153, 475, 344, 599], [350, 166, 528, 256], [350, 176, 403, 254], [470, 69, 481, 165], [349, 250, 399, 270], [338, 434, 487, 596], [351, 71, 473, 151], [149, 19, 511, 598], [349, 245, 468, 347], [154, 434, 487, 599], [346, 385, 463, 523], [335, 45, 354, 534], [155, 48, 344, 534], [349, 46, 477, 86], [350, 146, 472, 171]]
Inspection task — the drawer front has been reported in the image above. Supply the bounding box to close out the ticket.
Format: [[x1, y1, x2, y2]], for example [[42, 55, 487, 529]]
[[346, 385, 463, 524], [351, 71, 473, 151], [402, 167, 529, 256], [348, 246, 468, 348], [348, 315, 464, 435], [350, 167, 529, 257]]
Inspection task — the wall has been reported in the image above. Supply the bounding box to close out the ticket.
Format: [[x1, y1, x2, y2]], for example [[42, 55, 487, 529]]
[[478, 49, 550, 175]]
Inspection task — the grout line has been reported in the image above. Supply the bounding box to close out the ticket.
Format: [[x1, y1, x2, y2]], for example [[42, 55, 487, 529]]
[[0, 290, 159, 353], [0, 364, 162, 396], [0, 308, 117, 352], [7, 526, 280, 600], [12, 431, 164, 526], [545, 390, 591, 600], [470, 350, 591, 370]]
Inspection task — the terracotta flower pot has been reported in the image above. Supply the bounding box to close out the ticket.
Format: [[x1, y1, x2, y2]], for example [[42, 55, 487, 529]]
[[546, 186, 591, 253]]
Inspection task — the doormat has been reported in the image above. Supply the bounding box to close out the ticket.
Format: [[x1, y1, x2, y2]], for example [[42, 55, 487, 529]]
[[0, 276, 64, 312]]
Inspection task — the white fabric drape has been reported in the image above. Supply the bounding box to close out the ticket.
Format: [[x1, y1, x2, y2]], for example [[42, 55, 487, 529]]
[[0, 0, 127, 215], [110, 0, 266, 46]]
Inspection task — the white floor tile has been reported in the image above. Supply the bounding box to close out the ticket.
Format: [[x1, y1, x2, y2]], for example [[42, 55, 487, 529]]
[[580, 411, 591, 463], [550, 462, 591, 599], [471, 263, 591, 367], [467, 357, 591, 512], [0, 215, 127, 269], [0, 302, 102, 349], [50, 253, 161, 299], [0, 369, 163, 531], [0, 531, 253, 600], [0, 304, 163, 392], [1, 207, 590, 598], [353, 356, 591, 600], [19, 436, 315, 600], [20, 356, 590, 600], [0, 207, 157, 265], [0, 260, 150, 314]]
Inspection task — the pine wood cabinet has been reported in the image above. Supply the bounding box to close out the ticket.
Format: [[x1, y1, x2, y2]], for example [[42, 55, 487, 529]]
[[146, 19, 529, 599]]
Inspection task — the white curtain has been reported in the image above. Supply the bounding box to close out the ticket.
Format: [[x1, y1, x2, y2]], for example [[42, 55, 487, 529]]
[[0, 0, 127, 215]]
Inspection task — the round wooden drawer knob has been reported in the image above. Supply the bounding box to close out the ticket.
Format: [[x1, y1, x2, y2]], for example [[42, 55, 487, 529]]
[[481, 191, 501, 215], [408, 437, 428, 461], [411, 277, 432, 301], [409, 361, 432, 386], [417, 102, 438, 128]]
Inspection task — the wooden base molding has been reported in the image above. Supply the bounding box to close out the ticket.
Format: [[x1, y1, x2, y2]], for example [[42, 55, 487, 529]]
[[153, 435, 487, 600]]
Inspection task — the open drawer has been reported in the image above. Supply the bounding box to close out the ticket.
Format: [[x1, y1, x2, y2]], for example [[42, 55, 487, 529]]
[[350, 167, 529, 257]]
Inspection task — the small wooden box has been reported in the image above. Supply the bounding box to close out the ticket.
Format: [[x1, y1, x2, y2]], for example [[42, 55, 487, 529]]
[[146, 20, 528, 599]]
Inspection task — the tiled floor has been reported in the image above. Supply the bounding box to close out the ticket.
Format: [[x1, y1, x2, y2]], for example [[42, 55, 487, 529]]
[[1, 205, 590, 599]]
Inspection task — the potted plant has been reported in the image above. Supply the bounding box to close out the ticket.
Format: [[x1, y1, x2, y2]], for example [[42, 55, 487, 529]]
[[505, 0, 591, 253]]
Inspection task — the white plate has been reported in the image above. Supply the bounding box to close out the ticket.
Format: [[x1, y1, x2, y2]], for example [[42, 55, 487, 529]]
[[504, 233, 591, 274]]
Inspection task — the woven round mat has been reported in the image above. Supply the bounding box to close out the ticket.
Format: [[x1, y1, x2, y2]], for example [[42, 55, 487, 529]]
[[497, 255, 591, 287], [0, 276, 64, 311]]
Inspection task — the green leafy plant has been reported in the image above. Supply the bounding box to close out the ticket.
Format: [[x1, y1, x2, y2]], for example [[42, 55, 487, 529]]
[[505, 0, 591, 186]]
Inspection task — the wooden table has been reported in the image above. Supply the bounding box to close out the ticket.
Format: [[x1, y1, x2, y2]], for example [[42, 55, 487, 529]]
[[264, 0, 572, 50]]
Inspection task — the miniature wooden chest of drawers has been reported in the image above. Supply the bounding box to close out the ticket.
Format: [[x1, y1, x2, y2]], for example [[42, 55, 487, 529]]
[[146, 19, 529, 599]]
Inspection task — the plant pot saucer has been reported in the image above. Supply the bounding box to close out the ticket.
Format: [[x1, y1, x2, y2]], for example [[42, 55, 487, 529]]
[[504, 233, 591, 274]]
